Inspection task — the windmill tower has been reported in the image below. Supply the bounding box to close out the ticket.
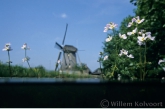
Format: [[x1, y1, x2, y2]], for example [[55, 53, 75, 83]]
[[54, 24, 78, 71]]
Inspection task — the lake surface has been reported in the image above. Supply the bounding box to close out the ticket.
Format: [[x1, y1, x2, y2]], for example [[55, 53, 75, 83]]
[[0, 77, 105, 83]]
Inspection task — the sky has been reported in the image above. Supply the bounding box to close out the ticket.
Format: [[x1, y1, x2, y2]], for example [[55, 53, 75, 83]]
[[0, 0, 136, 71]]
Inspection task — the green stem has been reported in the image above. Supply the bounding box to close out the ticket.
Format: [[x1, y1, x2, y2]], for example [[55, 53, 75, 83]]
[[99, 61, 103, 78], [7, 50, 12, 77], [136, 25, 143, 81], [139, 46, 142, 81], [25, 49, 27, 57], [27, 60, 31, 69], [112, 29, 116, 36], [112, 29, 118, 78], [144, 43, 147, 63], [98, 56, 102, 76], [100, 63, 102, 74], [25, 49, 31, 69], [143, 42, 147, 80]]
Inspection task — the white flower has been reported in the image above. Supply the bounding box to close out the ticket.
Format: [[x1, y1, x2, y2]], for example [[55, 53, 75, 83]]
[[103, 55, 108, 61], [21, 43, 30, 50], [158, 59, 165, 65], [119, 49, 128, 56], [127, 16, 144, 27], [109, 22, 117, 29], [138, 34, 147, 42], [127, 54, 134, 58], [103, 24, 110, 32], [138, 32, 142, 35], [119, 53, 122, 56], [105, 36, 112, 42], [127, 32, 132, 36], [119, 49, 133, 58], [127, 18, 136, 27], [132, 28, 137, 34], [127, 28, 137, 36], [135, 16, 145, 24], [123, 50, 128, 55], [127, 22, 133, 27], [119, 49, 124, 56], [132, 18, 136, 22], [2, 43, 12, 51], [103, 22, 117, 32], [144, 32, 155, 41], [119, 33, 127, 39], [22, 57, 30, 62], [147, 35, 155, 41], [145, 32, 151, 35], [137, 40, 145, 46]]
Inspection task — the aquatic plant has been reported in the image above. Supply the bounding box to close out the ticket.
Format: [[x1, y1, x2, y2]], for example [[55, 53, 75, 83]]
[[21, 43, 31, 69], [2, 43, 13, 77]]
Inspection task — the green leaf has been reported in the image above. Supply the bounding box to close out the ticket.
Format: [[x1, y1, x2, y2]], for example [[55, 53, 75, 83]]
[[150, 22, 154, 26], [163, 24, 165, 28], [129, 63, 134, 66]]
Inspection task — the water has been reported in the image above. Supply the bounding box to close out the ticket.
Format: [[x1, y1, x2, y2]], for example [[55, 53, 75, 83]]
[[1, 77, 163, 83], [0, 77, 104, 83]]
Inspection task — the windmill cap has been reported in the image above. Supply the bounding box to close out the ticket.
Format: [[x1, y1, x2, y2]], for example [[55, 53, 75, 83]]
[[64, 45, 77, 52]]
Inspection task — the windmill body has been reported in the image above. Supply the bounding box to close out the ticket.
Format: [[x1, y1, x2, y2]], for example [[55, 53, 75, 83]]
[[61, 45, 77, 70]]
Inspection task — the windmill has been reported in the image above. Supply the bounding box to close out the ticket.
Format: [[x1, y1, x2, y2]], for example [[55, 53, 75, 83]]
[[54, 24, 78, 71]]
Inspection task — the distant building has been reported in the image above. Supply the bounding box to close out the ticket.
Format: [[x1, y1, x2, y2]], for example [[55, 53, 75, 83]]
[[91, 68, 102, 75]]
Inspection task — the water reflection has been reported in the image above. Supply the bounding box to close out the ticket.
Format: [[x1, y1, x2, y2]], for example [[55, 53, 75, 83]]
[[0, 77, 103, 83]]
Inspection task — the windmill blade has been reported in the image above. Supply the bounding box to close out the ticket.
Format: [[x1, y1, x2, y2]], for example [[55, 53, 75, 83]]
[[55, 42, 63, 50], [55, 52, 62, 71], [62, 23, 68, 45]]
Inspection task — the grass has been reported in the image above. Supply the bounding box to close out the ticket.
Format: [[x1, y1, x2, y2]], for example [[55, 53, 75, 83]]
[[0, 61, 96, 78]]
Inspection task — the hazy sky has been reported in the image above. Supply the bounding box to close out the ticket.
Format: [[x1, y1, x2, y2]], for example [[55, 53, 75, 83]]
[[0, 0, 135, 71]]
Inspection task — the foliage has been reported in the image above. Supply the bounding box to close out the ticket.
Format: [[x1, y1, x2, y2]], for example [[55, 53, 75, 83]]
[[129, 0, 165, 76], [102, 16, 160, 80], [101, 0, 165, 80], [119, 15, 134, 33], [73, 63, 88, 73]]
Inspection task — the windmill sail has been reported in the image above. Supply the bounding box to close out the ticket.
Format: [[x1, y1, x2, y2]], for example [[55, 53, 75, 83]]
[[55, 42, 63, 50], [62, 23, 68, 45], [55, 52, 62, 71]]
